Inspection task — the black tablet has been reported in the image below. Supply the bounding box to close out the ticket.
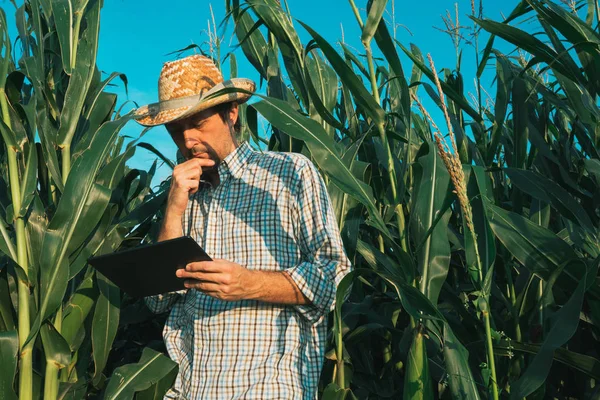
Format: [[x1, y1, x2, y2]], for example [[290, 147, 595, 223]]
[[88, 236, 212, 298]]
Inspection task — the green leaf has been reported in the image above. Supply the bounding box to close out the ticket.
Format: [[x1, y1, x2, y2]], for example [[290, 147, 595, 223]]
[[357, 239, 413, 285], [247, 0, 308, 106], [410, 141, 451, 304], [232, 5, 269, 79], [0, 270, 15, 331], [332, 271, 354, 388], [298, 21, 386, 125], [471, 16, 582, 83], [104, 347, 178, 400], [74, 91, 118, 152], [362, 0, 388, 44], [487, 52, 512, 164], [251, 97, 391, 239], [18, 142, 38, 218], [61, 272, 98, 349], [495, 340, 600, 380], [52, 0, 74, 75], [305, 50, 341, 135], [506, 168, 594, 231], [137, 143, 175, 170], [443, 325, 482, 400], [584, 159, 600, 183], [510, 274, 588, 398], [476, 0, 531, 77], [370, 267, 446, 324], [84, 71, 127, 121], [465, 166, 496, 277], [25, 196, 47, 289], [0, 105, 18, 148], [0, 330, 18, 400], [0, 212, 17, 262], [374, 17, 410, 123], [40, 322, 72, 369], [56, 0, 101, 146], [36, 103, 64, 192], [399, 42, 482, 123], [485, 203, 587, 295], [29, 116, 131, 345], [404, 327, 433, 400], [511, 77, 529, 170], [135, 366, 178, 400], [322, 382, 354, 400], [92, 272, 120, 383]]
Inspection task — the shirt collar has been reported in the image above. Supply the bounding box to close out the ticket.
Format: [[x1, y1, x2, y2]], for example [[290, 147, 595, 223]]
[[218, 141, 254, 181]]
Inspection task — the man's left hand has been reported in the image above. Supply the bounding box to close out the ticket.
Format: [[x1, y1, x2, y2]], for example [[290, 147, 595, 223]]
[[176, 259, 257, 301]]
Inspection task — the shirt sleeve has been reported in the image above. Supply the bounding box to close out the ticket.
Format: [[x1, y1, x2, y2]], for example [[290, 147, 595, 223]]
[[283, 158, 352, 325], [144, 290, 186, 314]]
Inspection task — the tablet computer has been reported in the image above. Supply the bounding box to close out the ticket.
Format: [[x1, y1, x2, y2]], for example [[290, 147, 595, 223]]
[[88, 236, 212, 298]]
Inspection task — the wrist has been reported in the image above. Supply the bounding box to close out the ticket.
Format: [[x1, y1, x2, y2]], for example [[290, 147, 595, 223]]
[[245, 270, 266, 301]]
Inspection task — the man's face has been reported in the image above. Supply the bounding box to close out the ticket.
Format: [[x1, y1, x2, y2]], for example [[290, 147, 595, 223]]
[[165, 104, 238, 169]]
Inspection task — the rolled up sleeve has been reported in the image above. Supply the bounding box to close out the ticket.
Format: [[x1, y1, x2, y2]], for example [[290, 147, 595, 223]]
[[284, 159, 352, 324]]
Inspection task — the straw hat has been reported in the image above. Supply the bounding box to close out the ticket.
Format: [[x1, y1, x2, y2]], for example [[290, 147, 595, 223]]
[[134, 54, 256, 127]]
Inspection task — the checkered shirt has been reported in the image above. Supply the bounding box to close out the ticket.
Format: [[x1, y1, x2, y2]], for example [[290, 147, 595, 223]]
[[144, 141, 352, 399]]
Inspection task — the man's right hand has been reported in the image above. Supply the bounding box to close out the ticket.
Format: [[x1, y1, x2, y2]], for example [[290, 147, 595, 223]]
[[166, 158, 216, 217]]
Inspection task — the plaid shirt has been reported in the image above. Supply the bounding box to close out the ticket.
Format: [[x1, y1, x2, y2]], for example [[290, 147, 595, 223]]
[[145, 141, 352, 399]]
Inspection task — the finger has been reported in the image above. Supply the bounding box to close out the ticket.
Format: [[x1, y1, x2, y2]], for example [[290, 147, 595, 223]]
[[185, 261, 221, 273], [184, 280, 221, 292], [174, 167, 201, 182], [176, 270, 223, 283], [184, 158, 216, 169], [186, 179, 200, 194]]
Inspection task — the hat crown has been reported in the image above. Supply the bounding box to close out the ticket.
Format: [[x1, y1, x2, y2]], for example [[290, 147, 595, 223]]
[[158, 55, 224, 101]]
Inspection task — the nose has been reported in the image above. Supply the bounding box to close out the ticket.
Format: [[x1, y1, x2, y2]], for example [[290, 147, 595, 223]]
[[182, 127, 198, 150]]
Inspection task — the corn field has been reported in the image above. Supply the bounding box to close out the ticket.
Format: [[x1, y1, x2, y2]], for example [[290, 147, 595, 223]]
[[1, 0, 600, 399]]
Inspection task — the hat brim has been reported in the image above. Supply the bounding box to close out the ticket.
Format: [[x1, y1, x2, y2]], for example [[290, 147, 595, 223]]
[[134, 78, 256, 127]]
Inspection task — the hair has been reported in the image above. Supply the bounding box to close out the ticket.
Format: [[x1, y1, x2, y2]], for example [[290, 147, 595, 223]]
[[214, 101, 241, 136]]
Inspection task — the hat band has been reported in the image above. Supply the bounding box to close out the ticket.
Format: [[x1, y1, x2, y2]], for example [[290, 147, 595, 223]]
[[142, 93, 202, 118], [137, 79, 252, 119]]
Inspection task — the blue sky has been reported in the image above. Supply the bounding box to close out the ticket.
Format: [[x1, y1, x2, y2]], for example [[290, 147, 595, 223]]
[[6, 0, 524, 182]]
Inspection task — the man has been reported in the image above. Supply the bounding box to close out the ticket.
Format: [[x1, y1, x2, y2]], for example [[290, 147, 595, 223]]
[[134, 54, 351, 399]]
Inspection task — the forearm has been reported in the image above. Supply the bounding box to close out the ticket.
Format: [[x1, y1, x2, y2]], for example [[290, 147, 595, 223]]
[[247, 270, 311, 305], [158, 209, 184, 241]]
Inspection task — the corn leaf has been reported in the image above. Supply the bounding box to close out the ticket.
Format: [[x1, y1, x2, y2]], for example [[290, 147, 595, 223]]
[[52, 0, 74, 75], [404, 328, 433, 400], [40, 322, 71, 369], [56, 0, 101, 146], [103, 347, 178, 400], [28, 116, 132, 345], [91, 272, 120, 383], [485, 203, 587, 295], [299, 21, 386, 125], [443, 325, 482, 399], [0, 330, 18, 400], [361, 0, 388, 43], [410, 141, 451, 304], [510, 274, 588, 398]]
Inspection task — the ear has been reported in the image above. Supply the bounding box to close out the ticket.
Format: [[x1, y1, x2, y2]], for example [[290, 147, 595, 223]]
[[229, 102, 239, 125]]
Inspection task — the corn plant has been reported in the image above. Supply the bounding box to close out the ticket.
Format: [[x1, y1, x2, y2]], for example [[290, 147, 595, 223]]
[[0, 1, 177, 399], [226, 0, 600, 398]]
